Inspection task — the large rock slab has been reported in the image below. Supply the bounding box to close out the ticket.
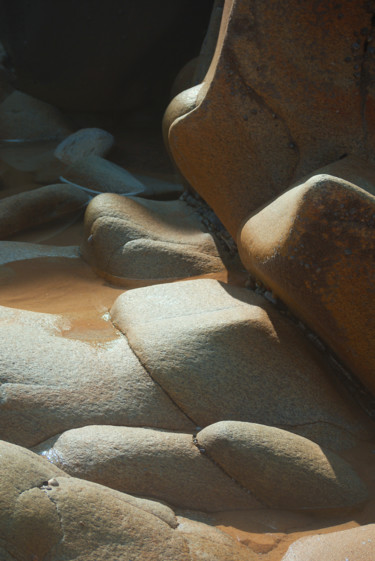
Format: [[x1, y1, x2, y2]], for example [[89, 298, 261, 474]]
[[81, 194, 227, 282], [197, 421, 368, 509], [167, 1, 375, 237], [0, 183, 90, 238], [0, 305, 192, 447], [111, 279, 372, 449], [238, 169, 375, 396], [282, 524, 375, 561], [35, 424, 261, 512], [1, 439, 252, 561]]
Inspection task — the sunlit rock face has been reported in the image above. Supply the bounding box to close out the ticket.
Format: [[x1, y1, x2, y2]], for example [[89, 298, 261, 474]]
[[167, 0, 375, 237]]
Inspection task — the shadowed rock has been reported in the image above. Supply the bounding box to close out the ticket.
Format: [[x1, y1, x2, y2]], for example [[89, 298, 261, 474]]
[[81, 194, 227, 282]]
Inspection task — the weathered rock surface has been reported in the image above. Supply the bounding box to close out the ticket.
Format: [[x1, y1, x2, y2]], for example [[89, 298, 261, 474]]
[[238, 168, 375, 396], [111, 278, 371, 449], [282, 524, 375, 561], [1, 439, 252, 561], [0, 305, 192, 447], [35, 424, 261, 511], [167, 1, 375, 237], [81, 194, 226, 282], [0, 183, 90, 238], [197, 421, 368, 509]]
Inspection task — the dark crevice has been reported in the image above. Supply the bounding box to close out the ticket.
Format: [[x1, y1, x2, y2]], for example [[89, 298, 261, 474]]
[[359, 12, 375, 145]]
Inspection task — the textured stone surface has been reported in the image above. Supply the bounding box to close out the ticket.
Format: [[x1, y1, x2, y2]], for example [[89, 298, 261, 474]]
[[81, 194, 226, 282], [35, 424, 261, 511], [198, 421, 368, 509], [282, 524, 375, 561], [111, 279, 371, 449], [55, 128, 114, 163], [1, 439, 252, 561], [239, 169, 375, 396], [0, 305, 192, 447], [167, 1, 375, 237], [0, 90, 70, 140], [0, 183, 90, 238]]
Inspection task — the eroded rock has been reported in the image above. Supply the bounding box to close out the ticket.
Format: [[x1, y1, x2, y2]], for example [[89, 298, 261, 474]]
[[197, 421, 368, 509], [35, 424, 260, 512], [111, 278, 371, 449], [238, 167, 375, 396], [81, 194, 227, 282], [0, 305, 192, 447], [1, 439, 252, 561]]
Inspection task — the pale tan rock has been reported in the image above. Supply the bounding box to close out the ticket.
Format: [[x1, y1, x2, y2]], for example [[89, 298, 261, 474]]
[[0, 90, 70, 140], [0, 305, 192, 447], [0, 183, 89, 238], [282, 524, 375, 561], [1, 439, 255, 561], [238, 166, 375, 396], [0, 439, 68, 561], [111, 279, 371, 449], [197, 421, 368, 509], [36, 424, 260, 512], [81, 194, 226, 282]]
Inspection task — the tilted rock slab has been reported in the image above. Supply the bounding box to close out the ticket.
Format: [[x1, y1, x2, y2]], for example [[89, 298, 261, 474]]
[[35, 424, 261, 512], [197, 421, 368, 509], [81, 194, 226, 282], [0, 305, 192, 448], [1, 440, 253, 561], [282, 524, 375, 561], [239, 170, 375, 396], [35, 422, 368, 511], [0, 183, 89, 239], [111, 279, 372, 450]]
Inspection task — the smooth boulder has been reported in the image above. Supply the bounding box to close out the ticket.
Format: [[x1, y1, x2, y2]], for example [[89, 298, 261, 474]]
[[197, 421, 368, 509], [239, 168, 375, 396], [35, 424, 260, 512], [82, 194, 227, 282]]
